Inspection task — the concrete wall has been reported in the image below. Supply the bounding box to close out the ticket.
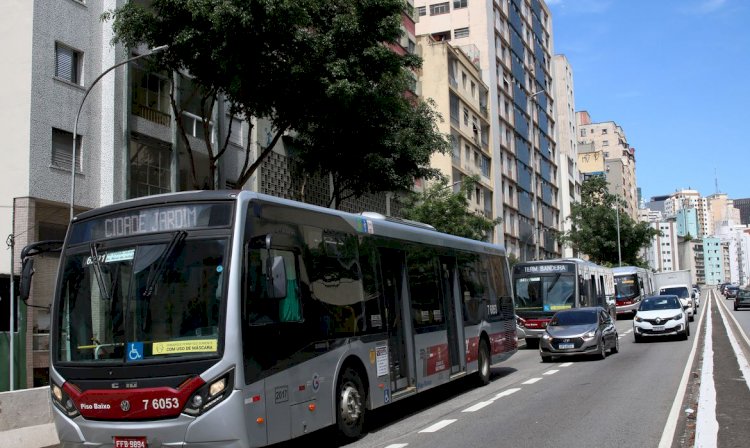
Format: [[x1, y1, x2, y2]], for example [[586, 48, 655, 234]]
[[0, 386, 57, 448]]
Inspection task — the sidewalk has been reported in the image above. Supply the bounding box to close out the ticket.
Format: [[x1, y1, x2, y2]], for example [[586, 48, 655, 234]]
[[0, 423, 58, 448]]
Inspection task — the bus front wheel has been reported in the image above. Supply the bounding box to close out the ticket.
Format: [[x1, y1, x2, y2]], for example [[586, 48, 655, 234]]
[[336, 367, 366, 440]]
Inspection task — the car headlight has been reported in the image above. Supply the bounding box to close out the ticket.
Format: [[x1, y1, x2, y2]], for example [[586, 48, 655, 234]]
[[582, 330, 596, 340], [671, 314, 683, 320], [542, 332, 552, 340], [634, 315, 643, 322]]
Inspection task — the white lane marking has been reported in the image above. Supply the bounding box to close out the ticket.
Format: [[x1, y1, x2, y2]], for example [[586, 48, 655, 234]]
[[715, 298, 750, 391], [493, 388, 521, 400], [560, 362, 573, 367], [624, 329, 633, 334], [658, 289, 708, 448], [523, 377, 543, 384], [717, 294, 750, 347], [695, 294, 719, 448], [385, 445, 408, 448], [419, 419, 457, 433], [543, 369, 559, 375], [462, 401, 494, 413]]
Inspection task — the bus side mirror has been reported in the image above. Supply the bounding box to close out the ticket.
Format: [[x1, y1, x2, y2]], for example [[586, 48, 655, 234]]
[[19, 257, 34, 301], [268, 256, 287, 299]]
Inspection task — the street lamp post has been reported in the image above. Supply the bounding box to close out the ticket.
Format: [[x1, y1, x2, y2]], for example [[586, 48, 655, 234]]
[[615, 196, 622, 266], [70, 45, 168, 221], [528, 90, 544, 260]]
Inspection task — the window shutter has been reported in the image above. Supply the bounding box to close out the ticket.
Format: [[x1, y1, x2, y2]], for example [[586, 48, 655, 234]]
[[55, 44, 77, 83], [52, 128, 81, 172]]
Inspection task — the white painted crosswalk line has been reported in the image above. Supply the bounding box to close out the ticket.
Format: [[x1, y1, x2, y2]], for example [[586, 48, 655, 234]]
[[522, 377, 542, 384], [543, 369, 559, 375], [419, 420, 457, 433]]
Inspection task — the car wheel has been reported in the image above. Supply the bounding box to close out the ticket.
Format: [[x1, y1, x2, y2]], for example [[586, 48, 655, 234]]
[[611, 335, 620, 354], [634, 333, 643, 343], [689, 313, 694, 322], [525, 339, 539, 349], [476, 339, 491, 386], [734, 305, 739, 311], [336, 367, 366, 440], [541, 354, 553, 363], [597, 339, 607, 360]]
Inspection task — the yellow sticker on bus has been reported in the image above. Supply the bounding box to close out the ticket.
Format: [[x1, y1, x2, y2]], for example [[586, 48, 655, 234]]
[[549, 305, 572, 310], [152, 339, 218, 355]]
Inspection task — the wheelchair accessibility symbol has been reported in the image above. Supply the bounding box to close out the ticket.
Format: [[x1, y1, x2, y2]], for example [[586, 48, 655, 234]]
[[126, 342, 144, 361]]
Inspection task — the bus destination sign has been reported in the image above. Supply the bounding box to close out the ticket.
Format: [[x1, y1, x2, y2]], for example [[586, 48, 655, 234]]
[[519, 263, 573, 274], [69, 203, 233, 244]]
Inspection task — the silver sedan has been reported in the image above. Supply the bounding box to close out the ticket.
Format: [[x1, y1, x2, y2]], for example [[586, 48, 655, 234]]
[[539, 307, 619, 362]]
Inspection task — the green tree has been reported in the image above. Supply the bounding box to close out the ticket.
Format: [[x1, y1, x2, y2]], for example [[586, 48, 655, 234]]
[[104, 0, 448, 205], [399, 175, 501, 241], [559, 176, 659, 266]]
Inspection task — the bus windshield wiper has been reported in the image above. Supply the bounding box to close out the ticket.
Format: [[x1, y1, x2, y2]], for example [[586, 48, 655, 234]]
[[89, 243, 110, 300], [142, 231, 187, 298]]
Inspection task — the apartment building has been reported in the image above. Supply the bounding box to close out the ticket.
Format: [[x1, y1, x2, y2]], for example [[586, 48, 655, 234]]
[[703, 237, 724, 285], [644, 221, 680, 272], [417, 36, 495, 233], [734, 197, 750, 225], [551, 54, 581, 257], [664, 189, 711, 237], [576, 111, 638, 219], [0, 0, 418, 391], [415, 0, 559, 261]]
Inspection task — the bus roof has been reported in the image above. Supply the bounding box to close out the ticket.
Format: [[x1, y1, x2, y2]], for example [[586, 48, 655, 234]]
[[612, 266, 649, 275], [72, 190, 506, 256]]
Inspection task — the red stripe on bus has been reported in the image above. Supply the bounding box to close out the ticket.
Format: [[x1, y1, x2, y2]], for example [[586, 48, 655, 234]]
[[63, 376, 205, 420]]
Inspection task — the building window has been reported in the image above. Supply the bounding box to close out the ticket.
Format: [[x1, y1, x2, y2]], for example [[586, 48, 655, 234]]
[[51, 128, 82, 172], [602, 140, 609, 146], [580, 128, 586, 137], [454, 27, 470, 39], [417, 6, 426, 16], [130, 133, 171, 198], [228, 115, 244, 146], [430, 2, 450, 15], [602, 128, 608, 134], [55, 42, 83, 85], [454, 0, 468, 8]]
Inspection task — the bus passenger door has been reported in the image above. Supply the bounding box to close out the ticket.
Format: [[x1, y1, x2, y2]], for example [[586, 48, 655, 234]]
[[440, 256, 463, 375], [378, 248, 412, 392]]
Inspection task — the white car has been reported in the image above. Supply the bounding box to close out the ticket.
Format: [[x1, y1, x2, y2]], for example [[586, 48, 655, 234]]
[[692, 287, 701, 308], [633, 295, 689, 342]]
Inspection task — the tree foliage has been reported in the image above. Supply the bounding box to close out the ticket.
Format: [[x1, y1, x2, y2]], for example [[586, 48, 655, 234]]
[[104, 0, 448, 205], [558, 176, 659, 266], [399, 175, 502, 241]]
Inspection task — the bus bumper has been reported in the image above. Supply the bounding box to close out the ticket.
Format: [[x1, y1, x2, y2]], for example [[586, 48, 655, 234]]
[[53, 390, 250, 447]]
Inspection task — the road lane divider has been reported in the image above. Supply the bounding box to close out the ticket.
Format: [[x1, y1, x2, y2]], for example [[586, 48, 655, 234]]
[[543, 369, 559, 375], [694, 294, 718, 448], [492, 388, 521, 400], [658, 288, 709, 448], [559, 362, 573, 367], [715, 293, 750, 348], [715, 297, 750, 392], [384, 444, 408, 448], [418, 420, 457, 433]]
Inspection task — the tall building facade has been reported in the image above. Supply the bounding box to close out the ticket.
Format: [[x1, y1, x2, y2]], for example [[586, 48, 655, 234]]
[[576, 111, 638, 219], [551, 54, 581, 257], [734, 197, 750, 225], [418, 36, 495, 234], [703, 237, 725, 285], [644, 221, 680, 272], [415, 0, 560, 261]]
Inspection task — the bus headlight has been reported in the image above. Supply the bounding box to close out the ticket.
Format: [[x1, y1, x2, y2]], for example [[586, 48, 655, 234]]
[[51, 382, 80, 418], [183, 368, 234, 416]]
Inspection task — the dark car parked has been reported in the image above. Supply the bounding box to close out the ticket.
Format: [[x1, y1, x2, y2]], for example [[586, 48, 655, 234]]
[[735, 289, 750, 311]]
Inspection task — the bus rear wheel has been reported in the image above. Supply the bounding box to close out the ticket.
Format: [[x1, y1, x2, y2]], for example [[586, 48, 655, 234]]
[[476, 339, 491, 386], [336, 367, 366, 440]]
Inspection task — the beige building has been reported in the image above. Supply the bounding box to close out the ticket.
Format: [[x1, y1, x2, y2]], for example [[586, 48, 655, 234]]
[[415, 0, 559, 261], [707, 193, 742, 228], [552, 55, 581, 257], [664, 189, 711, 237], [576, 111, 638, 219], [418, 36, 495, 233]]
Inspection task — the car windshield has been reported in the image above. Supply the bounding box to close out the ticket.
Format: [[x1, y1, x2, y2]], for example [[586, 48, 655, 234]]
[[640, 297, 680, 311], [54, 237, 227, 365], [737, 289, 750, 299], [514, 274, 576, 312], [549, 310, 597, 326], [615, 274, 639, 300], [660, 286, 689, 298]]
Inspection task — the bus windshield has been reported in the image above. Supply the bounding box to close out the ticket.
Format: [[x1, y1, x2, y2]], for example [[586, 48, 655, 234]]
[[54, 237, 227, 365], [514, 274, 576, 313], [615, 275, 640, 300]]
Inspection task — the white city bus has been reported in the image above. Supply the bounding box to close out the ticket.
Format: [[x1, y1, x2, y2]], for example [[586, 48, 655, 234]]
[[612, 266, 655, 317], [513, 258, 615, 348], [39, 191, 516, 447]]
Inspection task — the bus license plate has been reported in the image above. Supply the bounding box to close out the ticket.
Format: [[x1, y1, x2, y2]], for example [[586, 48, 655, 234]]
[[652, 326, 665, 332], [114, 437, 147, 448], [558, 343, 574, 349]]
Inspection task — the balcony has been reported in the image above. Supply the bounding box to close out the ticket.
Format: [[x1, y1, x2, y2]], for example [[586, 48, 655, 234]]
[[133, 103, 171, 127], [33, 333, 50, 352]]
